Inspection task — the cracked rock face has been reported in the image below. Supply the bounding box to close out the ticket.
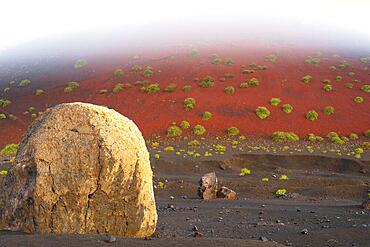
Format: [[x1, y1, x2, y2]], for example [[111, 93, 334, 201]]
[[0, 102, 157, 237]]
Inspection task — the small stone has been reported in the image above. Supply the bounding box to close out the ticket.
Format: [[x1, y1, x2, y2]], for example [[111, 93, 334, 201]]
[[217, 186, 237, 200], [169, 196, 174, 200], [260, 236, 268, 242], [103, 235, 116, 243], [193, 225, 198, 232], [198, 172, 218, 200], [301, 228, 309, 235]]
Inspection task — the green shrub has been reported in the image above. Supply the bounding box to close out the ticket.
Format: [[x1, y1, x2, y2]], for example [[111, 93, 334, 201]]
[[212, 56, 222, 64], [361, 85, 370, 93], [323, 106, 334, 115], [99, 89, 108, 94], [112, 83, 124, 93], [199, 76, 215, 88], [282, 104, 293, 113], [306, 110, 319, 121], [180, 120, 190, 129], [191, 49, 199, 57], [224, 86, 235, 94], [322, 79, 331, 84], [0, 143, 19, 155], [143, 66, 153, 77], [364, 130, 370, 138], [74, 59, 87, 69], [329, 66, 336, 71], [215, 144, 226, 152], [307, 133, 323, 142], [270, 98, 281, 106], [338, 60, 348, 69], [241, 69, 254, 74], [182, 85, 192, 92], [256, 106, 271, 119], [248, 78, 260, 87], [345, 83, 354, 89], [131, 64, 142, 72], [272, 131, 299, 142], [164, 83, 176, 92], [202, 111, 212, 120], [335, 75, 342, 81], [64, 86, 73, 93], [193, 124, 206, 135], [0, 114, 6, 119], [184, 98, 196, 111], [348, 71, 355, 77], [68, 81, 80, 89], [305, 56, 320, 65], [224, 58, 234, 65], [0, 99, 11, 108], [349, 133, 359, 140], [323, 84, 333, 92], [188, 140, 200, 147], [18, 79, 31, 87], [301, 75, 312, 84], [354, 96, 364, 103], [145, 83, 160, 93], [239, 82, 249, 88], [227, 127, 239, 136], [264, 54, 277, 63], [35, 89, 44, 96], [167, 125, 182, 137], [113, 68, 124, 77], [327, 132, 346, 144]]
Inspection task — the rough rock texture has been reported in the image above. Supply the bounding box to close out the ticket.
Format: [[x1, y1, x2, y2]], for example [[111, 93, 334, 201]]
[[198, 172, 218, 200], [362, 199, 370, 210], [217, 186, 237, 200], [0, 102, 157, 237]]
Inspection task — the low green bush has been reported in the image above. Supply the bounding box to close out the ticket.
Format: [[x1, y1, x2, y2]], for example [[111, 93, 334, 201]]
[[323, 106, 334, 115], [113, 68, 124, 77], [224, 86, 235, 94], [145, 83, 160, 93], [323, 84, 333, 92], [361, 85, 370, 93], [0, 143, 19, 155], [164, 83, 176, 92], [167, 125, 182, 137], [338, 60, 348, 69], [193, 124, 206, 135], [224, 58, 234, 65], [264, 54, 277, 63], [349, 133, 359, 140], [143, 66, 154, 77], [239, 82, 249, 88], [335, 75, 342, 81], [0, 114, 6, 119], [307, 133, 323, 142], [112, 83, 124, 93], [306, 110, 318, 121], [74, 59, 87, 69], [227, 127, 239, 136], [345, 83, 353, 89], [212, 56, 222, 64], [256, 106, 271, 119], [182, 85, 192, 92], [99, 89, 108, 94], [35, 89, 44, 96], [188, 140, 200, 147], [241, 69, 254, 74], [180, 120, 190, 129], [282, 104, 293, 113], [301, 75, 312, 83], [305, 56, 320, 66], [0, 99, 11, 108], [202, 111, 212, 120], [348, 71, 355, 77], [272, 131, 299, 142], [354, 96, 364, 103], [131, 64, 142, 72], [329, 66, 336, 71], [18, 79, 31, 87], [199, 76, 215, 88], [364, 130, 370, 138], [270, 98, 281, 106], [322, 79, 331, 84], [184, 98, 196, 111], [327, 132, 347, 144], [248, 78, 260, 87]]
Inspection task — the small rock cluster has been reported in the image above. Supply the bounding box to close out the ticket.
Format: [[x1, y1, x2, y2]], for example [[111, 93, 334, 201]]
[[198, 172, 237, 200]]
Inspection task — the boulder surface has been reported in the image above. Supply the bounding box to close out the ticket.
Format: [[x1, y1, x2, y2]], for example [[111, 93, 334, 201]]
[[0, 102, 157, 237]]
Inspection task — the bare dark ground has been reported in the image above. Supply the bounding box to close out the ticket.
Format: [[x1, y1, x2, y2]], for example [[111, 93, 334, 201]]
[[0, 152, 369, 247]]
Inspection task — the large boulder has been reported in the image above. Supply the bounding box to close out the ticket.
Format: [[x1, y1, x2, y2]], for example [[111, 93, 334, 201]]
[[0, 102, 157, 237]]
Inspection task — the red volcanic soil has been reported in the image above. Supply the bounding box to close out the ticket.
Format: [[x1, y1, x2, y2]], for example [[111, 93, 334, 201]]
[[0, 28, 369, 147]]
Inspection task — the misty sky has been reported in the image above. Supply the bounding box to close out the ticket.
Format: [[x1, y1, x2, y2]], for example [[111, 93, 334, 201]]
[[0, 0, 369, 51]]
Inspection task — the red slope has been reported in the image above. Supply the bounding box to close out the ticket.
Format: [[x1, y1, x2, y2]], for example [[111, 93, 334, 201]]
[[0, 41, 369, 147]]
